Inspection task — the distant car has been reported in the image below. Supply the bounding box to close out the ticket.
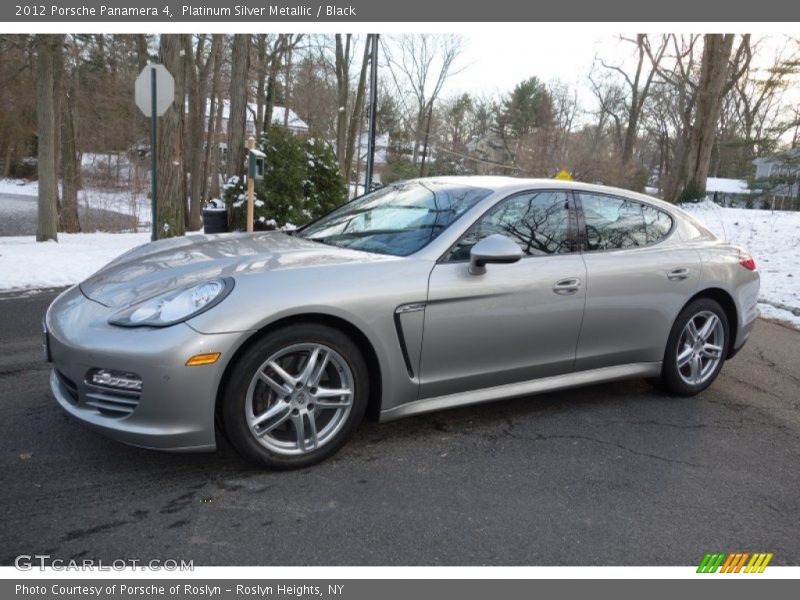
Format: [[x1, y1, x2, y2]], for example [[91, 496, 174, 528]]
[[45, 177, 760, 469]]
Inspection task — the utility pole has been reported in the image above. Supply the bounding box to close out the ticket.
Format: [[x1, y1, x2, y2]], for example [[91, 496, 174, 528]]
[[364, 34, 379, 194]]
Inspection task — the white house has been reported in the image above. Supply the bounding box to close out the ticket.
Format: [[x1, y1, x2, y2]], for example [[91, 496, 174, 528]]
[[753, 148, 800, 202], [198, 99, 309, 138], [705, 177, 754, 207]]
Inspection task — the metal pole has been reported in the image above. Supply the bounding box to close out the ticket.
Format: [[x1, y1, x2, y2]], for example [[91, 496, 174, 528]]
[[150, 66, 157, 242], [364, 34, 379, 193]]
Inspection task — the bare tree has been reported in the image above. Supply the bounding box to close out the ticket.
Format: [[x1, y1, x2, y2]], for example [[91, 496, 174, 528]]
[[226, 34, 250, 182], [155, 34, 187, 238], [673, 34, 751, 201], [35, 34, 64, 242], [185, 34, 221, 230], [383, 34, 464, 165], [600, 35, 669, 165], [59, 35, 81, 233]]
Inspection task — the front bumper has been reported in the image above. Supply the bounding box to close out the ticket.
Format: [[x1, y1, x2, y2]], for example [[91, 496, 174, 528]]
[[46, 285, 245, 452]]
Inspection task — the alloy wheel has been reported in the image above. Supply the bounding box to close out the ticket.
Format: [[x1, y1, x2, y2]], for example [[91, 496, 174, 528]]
[[675, 310, 725, 387], [245, 343, 354, 456]]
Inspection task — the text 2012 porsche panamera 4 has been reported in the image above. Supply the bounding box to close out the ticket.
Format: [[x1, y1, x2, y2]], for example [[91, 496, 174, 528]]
[[45, 177, 760, 469]]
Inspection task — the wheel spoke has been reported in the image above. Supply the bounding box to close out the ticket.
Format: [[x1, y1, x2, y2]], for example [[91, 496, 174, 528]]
[[689, 354, 702, 383], [677, 346, 693, 368], [267, 360, 297, 388], [306, 411, 319, 449], [298, 348, 321, 385], [315, 387, 352, 409], [291, 412, 306, 451], [259, 371, 292, 396], [686, 319, 700, 343], [310, 352, 330, 386], [252, 401, 292, 434], [698, 314, 719, 341], [701, 343, 722, 359]]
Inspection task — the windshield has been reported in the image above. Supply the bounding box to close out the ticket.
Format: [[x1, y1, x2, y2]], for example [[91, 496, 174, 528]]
[[299, 181, 492, 256]]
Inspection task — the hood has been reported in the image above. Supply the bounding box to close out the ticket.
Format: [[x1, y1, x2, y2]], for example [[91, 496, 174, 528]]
[[80, 231, 385, 308]]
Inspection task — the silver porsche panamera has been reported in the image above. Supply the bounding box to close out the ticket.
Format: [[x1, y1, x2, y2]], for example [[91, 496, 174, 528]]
[[45, 177, 760, 469]]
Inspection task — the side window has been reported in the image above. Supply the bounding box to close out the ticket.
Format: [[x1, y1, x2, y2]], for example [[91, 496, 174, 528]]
[[579, 193, 648, 251], [448, 191, 571, 261], [642, 204, 673, 244]]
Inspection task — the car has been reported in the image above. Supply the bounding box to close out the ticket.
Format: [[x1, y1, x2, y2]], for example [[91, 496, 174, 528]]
[[45, 177, 760, 469]]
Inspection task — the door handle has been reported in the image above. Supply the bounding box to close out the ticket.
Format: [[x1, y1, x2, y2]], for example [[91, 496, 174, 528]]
[[667, 267, 690, 281], [553, 278, 581, 295]]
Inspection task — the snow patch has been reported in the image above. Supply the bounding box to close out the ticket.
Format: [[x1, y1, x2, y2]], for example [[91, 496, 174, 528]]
[[0, 232, 150, 292], [680, 200, 800, 329]]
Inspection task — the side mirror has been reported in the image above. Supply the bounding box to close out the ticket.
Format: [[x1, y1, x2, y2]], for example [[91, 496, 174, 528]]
[[469, 234, 523, 275]]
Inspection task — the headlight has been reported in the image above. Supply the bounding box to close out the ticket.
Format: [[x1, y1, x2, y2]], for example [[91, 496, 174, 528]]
[[109, 278, 234, 327]]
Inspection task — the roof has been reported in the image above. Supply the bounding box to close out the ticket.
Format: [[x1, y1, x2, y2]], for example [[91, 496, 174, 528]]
[[403, 176, 680, 212], [206, 99, 309, 131], [753, 147, 800, 165], [706, 177, 751, 194]]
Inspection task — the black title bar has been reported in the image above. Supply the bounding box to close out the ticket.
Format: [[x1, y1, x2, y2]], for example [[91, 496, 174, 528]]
[[3, 0, 800, 22]]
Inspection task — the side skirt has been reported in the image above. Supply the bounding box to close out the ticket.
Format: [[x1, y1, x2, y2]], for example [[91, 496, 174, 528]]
[[379, 362, 662, 422]]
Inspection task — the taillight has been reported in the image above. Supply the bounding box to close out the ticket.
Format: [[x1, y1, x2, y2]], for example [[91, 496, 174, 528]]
[[739, 255, 757, 271]]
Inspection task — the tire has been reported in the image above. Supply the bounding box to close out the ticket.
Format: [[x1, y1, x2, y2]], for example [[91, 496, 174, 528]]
[[659, 298, 729, 396], [222, 323, 369, 469]]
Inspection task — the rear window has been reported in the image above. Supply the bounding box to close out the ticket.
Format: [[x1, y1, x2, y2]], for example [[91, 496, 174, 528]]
[[579, 193, 672, 250]]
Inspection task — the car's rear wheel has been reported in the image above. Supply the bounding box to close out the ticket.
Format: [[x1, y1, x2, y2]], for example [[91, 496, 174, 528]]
[[659, 298, 729, 396], [222, 323, 368, 469]]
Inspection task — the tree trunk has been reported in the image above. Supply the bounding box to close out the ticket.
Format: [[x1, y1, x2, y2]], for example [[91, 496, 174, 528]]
[[155, 34, 187, 239], [135, 34, 149, 70], [59, 57, 81, 233], [334, 34, 351, 174], [226, 34, 250, 182], [669, 34, 750, 203], [3, 143, 13, 178], [203, 35, 224, 202], [344, 39, 371, 182], [35, 35, 63, 242], [186, 34, 217, 231], [255, 35, 268, 135], [208, 89, 225, 199]]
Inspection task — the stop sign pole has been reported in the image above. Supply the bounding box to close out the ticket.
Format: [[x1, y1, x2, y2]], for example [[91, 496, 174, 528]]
[[135, 64, 175, 241]]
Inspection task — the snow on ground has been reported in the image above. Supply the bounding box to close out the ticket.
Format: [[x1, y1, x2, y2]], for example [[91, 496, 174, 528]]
[[78, 188, 150, 225], [680, 199, 800, 329], [0, 232, 150, 293], [1, 183, 798, 332], [0, 179, 38, 196]]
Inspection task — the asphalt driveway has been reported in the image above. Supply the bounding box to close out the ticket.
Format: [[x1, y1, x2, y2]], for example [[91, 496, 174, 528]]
[[1, 290, 798, 565]]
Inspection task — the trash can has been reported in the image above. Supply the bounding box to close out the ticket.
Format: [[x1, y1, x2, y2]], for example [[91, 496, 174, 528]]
[[202, 201, 228, 234]]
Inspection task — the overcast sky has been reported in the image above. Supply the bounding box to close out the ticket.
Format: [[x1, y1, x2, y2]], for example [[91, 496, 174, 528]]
[[446, 31, 618, 97], [438, 32, 799, 111]]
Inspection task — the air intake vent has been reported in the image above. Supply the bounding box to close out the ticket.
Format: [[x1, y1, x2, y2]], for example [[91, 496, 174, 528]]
[[83, 382, 141, 418]]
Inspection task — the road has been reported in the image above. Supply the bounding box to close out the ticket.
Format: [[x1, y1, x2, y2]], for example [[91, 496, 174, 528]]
[[1, 290, 799, 566], [0, 193, 137, 236]]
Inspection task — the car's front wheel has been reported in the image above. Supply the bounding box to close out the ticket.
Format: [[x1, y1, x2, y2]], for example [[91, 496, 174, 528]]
[[222, 323, 368, 469], [659, 298, 729, 396]]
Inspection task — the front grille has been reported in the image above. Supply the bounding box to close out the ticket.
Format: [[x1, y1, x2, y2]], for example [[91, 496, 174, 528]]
[[55, 370, 79, 404], [83, 383, 141, 418]]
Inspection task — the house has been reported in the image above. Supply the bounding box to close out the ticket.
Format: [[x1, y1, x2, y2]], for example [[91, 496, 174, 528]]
[[752, 148, 800, 204], [465, 131, 514, 175], [219, 100, 309, 136], [706, 177, 754, 207], [194, 99, 309, 141]]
